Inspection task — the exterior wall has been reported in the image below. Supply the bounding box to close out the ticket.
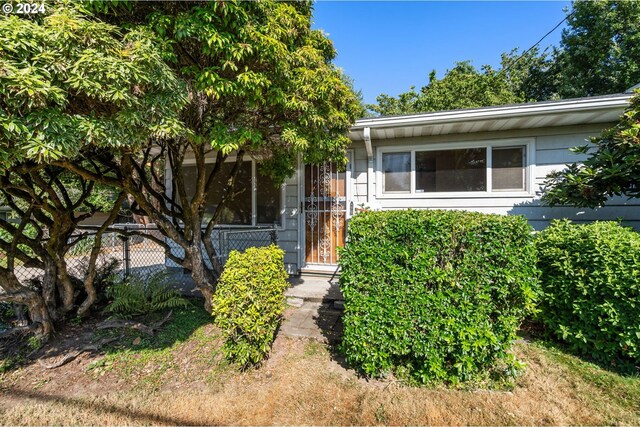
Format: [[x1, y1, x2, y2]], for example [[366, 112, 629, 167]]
[[348, 123, 640, 230], [164, 154, 301, 275], [280, 170, 301, 274]]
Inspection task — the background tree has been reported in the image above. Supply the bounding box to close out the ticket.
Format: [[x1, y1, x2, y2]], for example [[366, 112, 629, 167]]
[[499, 47, 555, 102], [369, 61, 522, 116], [370, 0, 640, 116], [553, 0, 640, 99], [542, 92, 640, 208], [0, 4, 184, 336], [67, 0, 362, 310]]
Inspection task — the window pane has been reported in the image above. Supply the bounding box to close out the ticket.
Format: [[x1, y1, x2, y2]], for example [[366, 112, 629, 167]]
[[492, 147, 525, 191], [257, 166, 282, 225], [415, 148, 486, 192], [382, 152, 411, 192], [182, 162, 253, 225]]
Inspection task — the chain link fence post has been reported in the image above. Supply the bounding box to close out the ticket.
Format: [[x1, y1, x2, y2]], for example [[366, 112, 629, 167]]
[[122, 225, 130, 278]]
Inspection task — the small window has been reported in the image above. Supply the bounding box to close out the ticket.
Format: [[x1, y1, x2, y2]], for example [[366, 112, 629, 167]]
[[492, 146, 525, 191], [184, 162, 251, 225], [415, 148, 486, 192], [382, 152, 411, 193], [256, 166, 282, 225]]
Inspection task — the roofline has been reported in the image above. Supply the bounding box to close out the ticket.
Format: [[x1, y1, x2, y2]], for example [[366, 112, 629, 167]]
[[352, 93, 632, 131]]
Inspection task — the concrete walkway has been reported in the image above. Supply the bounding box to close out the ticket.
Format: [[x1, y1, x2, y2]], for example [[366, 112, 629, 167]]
[[280, 275, 344, 343], [285, 275, 342, 302]]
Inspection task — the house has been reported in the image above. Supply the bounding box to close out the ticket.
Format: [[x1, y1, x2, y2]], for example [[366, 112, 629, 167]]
[[168, 91, 638, 275]]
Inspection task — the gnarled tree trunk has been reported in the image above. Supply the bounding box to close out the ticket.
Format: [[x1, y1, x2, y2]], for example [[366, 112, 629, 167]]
[[0, 268, 54, 338]]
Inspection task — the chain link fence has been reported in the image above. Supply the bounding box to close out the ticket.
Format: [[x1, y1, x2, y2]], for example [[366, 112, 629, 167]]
[[12, 224, 278, 286]]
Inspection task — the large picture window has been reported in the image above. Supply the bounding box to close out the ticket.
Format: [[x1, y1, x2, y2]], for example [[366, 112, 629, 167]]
[[416, 148, 486, 192], [380, 143, 528, 195], [182, 161, 282, 226]]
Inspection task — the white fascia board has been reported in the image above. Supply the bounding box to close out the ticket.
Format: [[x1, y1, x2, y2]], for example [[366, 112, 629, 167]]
[[351, 94, 632, 131]]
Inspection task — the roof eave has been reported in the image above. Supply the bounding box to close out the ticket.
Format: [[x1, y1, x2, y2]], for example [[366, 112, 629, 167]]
[[351, 93, 632, 131]]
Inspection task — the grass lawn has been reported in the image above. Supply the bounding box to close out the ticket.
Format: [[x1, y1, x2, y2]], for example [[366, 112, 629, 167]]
[[0, 301, 639, 426]]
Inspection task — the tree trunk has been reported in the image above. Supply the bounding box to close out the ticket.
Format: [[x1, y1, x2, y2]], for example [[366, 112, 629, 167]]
[[187, 246, 216, 312], [0, 269, 54, 338], [41, 257, 59, 320], [54, 256, 75, 313]]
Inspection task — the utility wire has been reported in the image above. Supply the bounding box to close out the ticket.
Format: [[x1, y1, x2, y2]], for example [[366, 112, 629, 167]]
[[499, 9, 575, 76]]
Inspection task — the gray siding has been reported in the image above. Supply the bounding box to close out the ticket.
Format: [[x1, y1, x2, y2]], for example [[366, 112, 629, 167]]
[[347, 124, 640, 230], [280, 171, 300, 274]]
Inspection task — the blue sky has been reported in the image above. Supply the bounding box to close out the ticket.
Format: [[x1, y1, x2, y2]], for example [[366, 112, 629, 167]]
[[312, 1, 571, 105]]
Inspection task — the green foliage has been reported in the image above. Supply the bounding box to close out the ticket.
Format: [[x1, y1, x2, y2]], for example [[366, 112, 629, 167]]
[[94, 0, 361, 175], [0, 2, 186, 167], [26, 335, 43, 352], [105, 271, 188, 318], [212, 245, 289, 369], [0, 302, 14, 330], [542, 92, 640, 207], [499, 47, 555, 102], [554, 0, 640, 98], [500, 0, 640, 102], [338, 210, 538, 385], [536, 220, 640, 371], [369, 61, 523, 116]]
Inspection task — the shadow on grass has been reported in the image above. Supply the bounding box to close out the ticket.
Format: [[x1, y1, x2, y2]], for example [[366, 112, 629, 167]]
[[519, 318, 640, 377], [1, 297, 212, 372], [98, 297, 211, 354], [0, 387, 203, 426]]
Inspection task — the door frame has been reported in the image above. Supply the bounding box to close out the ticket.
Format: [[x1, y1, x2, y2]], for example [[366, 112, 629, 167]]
[[297, 150, 353, 271]]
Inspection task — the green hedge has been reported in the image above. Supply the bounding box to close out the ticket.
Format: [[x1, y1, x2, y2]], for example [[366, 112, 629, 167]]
[[212, 245, 289, 369], [338, 210, 538, 384], [536, 220, 640, 370]]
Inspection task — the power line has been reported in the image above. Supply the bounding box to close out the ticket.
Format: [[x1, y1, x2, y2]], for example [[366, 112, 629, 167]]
[[499, 9, 575, 77]]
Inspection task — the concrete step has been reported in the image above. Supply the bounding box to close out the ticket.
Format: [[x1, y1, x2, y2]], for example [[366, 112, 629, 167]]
[[286, 275, 343, 303]]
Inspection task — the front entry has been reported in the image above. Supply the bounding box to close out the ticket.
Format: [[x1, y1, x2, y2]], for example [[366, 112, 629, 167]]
[[304, 162, 347, 265]]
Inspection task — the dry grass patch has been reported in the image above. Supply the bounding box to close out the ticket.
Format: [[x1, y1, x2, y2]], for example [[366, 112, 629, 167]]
[[1, 310, 639, 425]]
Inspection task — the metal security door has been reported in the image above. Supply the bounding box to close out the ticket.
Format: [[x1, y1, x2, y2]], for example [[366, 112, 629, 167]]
[[304, 162, 346, 265]]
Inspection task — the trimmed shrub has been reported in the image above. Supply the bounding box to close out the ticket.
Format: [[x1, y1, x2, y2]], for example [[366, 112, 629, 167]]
[[536, 220, 640, 370], [212, 245, 289, 369], [338, 210, 538, 384]]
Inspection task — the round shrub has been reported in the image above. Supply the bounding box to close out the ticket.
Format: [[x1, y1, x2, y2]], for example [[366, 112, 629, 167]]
[[338, 210, 538, 385], [212, 245, 289, 369], [536, 220, 640, 370]]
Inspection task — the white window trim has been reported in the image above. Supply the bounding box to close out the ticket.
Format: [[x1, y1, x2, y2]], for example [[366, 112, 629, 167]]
[[376, 137, 536, 199], [177, 156, 286, 229]]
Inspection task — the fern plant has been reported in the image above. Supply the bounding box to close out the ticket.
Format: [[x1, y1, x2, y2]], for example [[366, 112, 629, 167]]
[[104, 271, 188, 318]]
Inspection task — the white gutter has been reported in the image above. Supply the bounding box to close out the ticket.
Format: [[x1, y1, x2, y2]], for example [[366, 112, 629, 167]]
[[352, 93, 632, 131]]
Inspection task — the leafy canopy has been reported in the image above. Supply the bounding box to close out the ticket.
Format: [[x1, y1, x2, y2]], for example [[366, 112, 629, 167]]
[[553, 0, 640, 98], [93, 1, 362, 174], [0, 2, 186, 167]]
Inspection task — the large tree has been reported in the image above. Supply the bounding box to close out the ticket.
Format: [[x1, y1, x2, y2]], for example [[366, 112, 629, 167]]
[[542, 92, 640, 208], [553, 0, 640, 99], [62, 1, 361, 310], [0, 4, 184, 336], [369, 61, 522, 116]]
